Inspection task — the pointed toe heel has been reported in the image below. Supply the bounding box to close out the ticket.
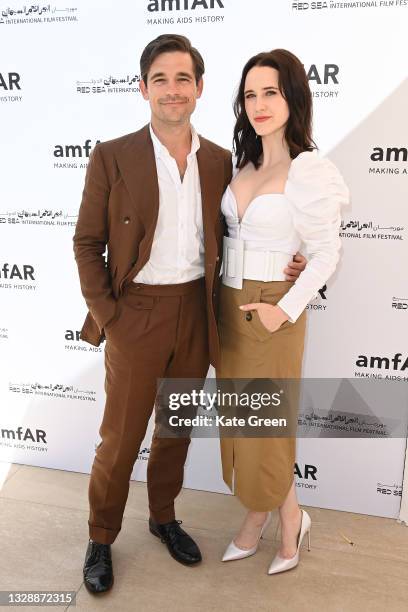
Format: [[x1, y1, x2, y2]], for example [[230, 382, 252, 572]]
[[222, 512, 272, 562], [267, 509, 311, 575]]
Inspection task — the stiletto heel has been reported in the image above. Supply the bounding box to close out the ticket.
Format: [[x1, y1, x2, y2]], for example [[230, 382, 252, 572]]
[[222, 512, 272, 562], [267, 509, 311, 575]]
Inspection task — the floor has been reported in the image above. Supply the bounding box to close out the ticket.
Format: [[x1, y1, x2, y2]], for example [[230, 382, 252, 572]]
[[0, 462, 407, 612]]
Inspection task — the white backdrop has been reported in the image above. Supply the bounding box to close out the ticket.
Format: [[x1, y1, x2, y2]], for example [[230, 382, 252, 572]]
[[1, 0, 407, 522]]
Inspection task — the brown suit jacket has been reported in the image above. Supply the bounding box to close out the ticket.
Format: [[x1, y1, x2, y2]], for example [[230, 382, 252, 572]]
[[73, 123, 232, 367]]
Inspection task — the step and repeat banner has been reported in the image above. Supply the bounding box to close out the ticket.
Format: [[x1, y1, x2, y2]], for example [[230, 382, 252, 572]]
[[1, 1, 407, 522]]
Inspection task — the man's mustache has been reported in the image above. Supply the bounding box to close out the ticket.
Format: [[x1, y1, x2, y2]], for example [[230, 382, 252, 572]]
[[159, 96, 190, 103]]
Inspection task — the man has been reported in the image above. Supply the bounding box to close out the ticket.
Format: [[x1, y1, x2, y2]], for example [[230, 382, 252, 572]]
[[73, 34, 306, 594]]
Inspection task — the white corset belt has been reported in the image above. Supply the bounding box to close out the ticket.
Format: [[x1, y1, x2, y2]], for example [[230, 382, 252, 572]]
[[222, 236, 293, 290]]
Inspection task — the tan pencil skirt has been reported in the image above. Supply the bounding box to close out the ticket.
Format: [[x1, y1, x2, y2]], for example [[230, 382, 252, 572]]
[[217, 279, 307, 511]]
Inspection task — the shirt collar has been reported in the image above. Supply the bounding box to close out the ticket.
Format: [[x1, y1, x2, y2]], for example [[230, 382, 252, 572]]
[[149, 123, 200, 158]]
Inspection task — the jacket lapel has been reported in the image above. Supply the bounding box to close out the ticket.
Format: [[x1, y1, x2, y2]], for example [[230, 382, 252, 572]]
[[115, 124, 159, 236], [197, 138, 224, 255], [116, 126, 225, 289]]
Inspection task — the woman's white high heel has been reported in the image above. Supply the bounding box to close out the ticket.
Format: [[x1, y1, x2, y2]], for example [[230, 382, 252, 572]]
[[222, 512, 272, 562], [267, 508, 311, 575]]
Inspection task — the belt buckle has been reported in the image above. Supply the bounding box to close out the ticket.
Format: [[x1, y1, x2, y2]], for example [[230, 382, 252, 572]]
[[222, 236, 244, 289]]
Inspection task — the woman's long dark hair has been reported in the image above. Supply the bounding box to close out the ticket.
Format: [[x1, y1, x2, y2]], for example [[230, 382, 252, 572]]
[[233, 49, 317, 169]]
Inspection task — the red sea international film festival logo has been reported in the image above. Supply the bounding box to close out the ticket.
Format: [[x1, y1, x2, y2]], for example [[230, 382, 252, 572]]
[[377, 481, 402, 497], [392, 296, 408, 311], [340, 219, 404, 241], [0, 71, 22, 103], [9, 381, 97, 402], [76, 74, 141, 95], [1, 208, 77, 227], [146, 0, 226, 25], [291, 2, 404, 13], [0, 4, 79, 25]]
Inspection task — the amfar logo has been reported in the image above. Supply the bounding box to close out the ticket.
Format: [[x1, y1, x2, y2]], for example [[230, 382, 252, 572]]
[[138, 447, 151, 461], [65, 329, 103, 352], [54, 139, 100, 158], [0, 72, 21, 90], [147, 0, 224, 10], [369, 146, 407, 176], [370, 147, 407, 162], [306, 64, 339, 85], [307, 284, 328, 312], [294, 462, 317, 488], [65, 330, 84, 342], [295, 463, 317, 479], [1, 426, 46, 442], [0, 263, 35, 280], [306, 64, 339, 99], [356, 353, 408, 371], [318, 284, 327, 300]]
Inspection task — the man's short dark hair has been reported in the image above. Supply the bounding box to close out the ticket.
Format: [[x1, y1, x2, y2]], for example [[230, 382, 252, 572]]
[[140, 34, 205, 86]]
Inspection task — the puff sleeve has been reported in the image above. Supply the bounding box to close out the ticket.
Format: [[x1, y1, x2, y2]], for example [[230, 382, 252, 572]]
[[277, 150, 350, 323]]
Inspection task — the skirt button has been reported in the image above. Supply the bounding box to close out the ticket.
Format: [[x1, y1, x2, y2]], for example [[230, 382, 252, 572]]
[[245, 312, 252, 321]]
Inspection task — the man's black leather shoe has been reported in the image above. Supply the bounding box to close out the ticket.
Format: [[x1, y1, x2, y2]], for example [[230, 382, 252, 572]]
[[83, 540, 114, 594], [149, 518, 202, 565]]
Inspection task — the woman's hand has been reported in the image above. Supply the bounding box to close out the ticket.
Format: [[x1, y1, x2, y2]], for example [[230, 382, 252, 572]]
[[239, 303, 289, 333], [284, 252, 307, 281]]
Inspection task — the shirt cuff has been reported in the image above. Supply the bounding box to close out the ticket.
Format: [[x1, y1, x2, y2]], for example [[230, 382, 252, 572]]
[[277, 295, 304, 324]]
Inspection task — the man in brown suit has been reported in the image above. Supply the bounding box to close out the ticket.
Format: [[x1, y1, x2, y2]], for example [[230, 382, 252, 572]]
[[73, 34, 305, 594]]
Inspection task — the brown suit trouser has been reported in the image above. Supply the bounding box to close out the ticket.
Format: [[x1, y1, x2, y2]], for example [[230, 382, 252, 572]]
[[88, 277, 209, 544]]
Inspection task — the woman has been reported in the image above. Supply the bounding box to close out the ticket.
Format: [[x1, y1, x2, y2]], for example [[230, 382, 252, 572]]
[[217, 49, 349, 574]]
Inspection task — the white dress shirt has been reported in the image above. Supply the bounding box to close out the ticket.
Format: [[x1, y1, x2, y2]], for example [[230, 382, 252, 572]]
[[133, 123, 205, 285], [221, 151, 349, 322]]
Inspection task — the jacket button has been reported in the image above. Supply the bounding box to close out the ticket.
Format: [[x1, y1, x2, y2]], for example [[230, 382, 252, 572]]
[[123, 216, 130, 224], [245, 312, 252, 321]]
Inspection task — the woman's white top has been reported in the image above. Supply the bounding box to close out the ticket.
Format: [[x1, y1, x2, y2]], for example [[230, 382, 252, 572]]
[[221, 150, 350, 323]]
